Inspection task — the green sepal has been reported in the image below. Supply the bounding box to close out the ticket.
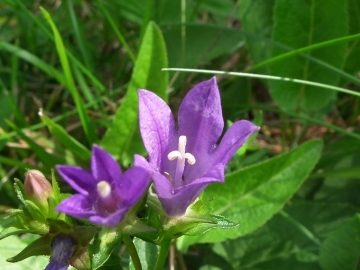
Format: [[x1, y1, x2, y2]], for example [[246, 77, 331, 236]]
[[51, 169, 61, 203], [70, 245, 92, 270], [5, 218, 100, 265], [159, 198, 238, 239], [182, 214, 238, 236], [13, 179, 26, 208], [24, 199, 47, 223], [119, 215, 158, 243], [0, 215, 34, 240], [47, 219, 99, 269], [1, 205, 49, 237], [6, 234, 52, 262], [92, 227, 122, 270]]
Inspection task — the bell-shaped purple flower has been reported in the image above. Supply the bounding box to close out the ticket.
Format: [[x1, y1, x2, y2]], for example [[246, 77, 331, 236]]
[[56, 145, 150, 227], [45, 235, 75, 270], [135, 77, 260, 217]]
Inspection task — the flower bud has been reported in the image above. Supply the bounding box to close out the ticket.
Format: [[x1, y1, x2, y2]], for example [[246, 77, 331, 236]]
[[24, 170, 53, 207], [45, 235, 75, 270]]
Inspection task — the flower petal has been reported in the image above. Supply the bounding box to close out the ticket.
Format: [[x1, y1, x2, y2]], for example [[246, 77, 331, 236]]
[[152, 172, 220, 217], [89, 208, 128, 227], [138, 90, 176, 169], [134, 154, 174, 198], [116, 165, 150, 206], [91, 144, 122, 182], [56, 165, 96, 195], [212, 120, 260, 166], [56, 194, 95, 218], [178, 77, 224, 156]]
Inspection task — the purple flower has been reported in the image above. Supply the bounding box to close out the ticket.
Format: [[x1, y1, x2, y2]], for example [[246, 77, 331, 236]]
[[45, 235, 75, 270], [56, 145, 150, 227], [134, 77, 260, 217]]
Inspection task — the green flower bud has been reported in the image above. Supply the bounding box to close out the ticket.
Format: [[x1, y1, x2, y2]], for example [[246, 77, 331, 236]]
[[24, 170, 53, 209]]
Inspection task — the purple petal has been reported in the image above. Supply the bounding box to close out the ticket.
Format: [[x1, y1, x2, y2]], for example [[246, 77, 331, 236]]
[[134, 154, 175, 204], [138, 90, 177, 169], [178, 77, 224, 157], [56, 166, 96, 195], [133, 154, 154, 171], [116, 166, 150, 206], [89, 208, 128, 227], [152, 171, 220, 217], [91, 144, 122, 182], [45, 236, 75, 270], [212, 120, 260, 166], [56, 194, 95, 218]]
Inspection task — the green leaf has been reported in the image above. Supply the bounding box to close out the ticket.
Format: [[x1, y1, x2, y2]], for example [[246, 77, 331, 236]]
[[0, 234, 48, 269], [92, 227, 122, 270], [344, 0, 360, 75], [40, 114, 91, 162], [0, 41, 66, 84], [97, 0, 136, 63], [129, 238, 159, 270], [40, 7, 97, 144], [240, 0, 275, 74], [183, 215, 238, 237], [177, 139, 323, 251], [6, 234, 51, 263], [319, 214, 360, 270], [269, 0, 348, 111], [6, 121, 63, 168], [101, 21, 168, 163], [0, 217, 30, 240], [50, 170, 61, 204], [212, 202, 358, 269], [163, 24, 243, 69]]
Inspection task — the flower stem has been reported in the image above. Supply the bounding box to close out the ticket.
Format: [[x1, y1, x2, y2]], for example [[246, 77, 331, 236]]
[[122, 235, 142, 270], [154, 239, 172, 270]]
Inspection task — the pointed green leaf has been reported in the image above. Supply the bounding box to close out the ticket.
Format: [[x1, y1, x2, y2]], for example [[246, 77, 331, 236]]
[[92, 227, 122, 270], [13, 179, 27, 208], [0, 233, 48, 269], [7, 234, 52, 262], [269, 0, 348, 111], [129, 238, 159, 270], [40, 7, 97, 144], [50, 169, 61, 203], [212, 202, 359, 270], [240, 0, 275, 74], [183, 215, 238, 237], [177, 139, 323, 251], [6, 121, 62, 168], [344, 0, 360, 75], [40, 114, 91, 161], [101, 21, 168, 163], [0, 215, 31, 240], [319, 214, 360, 270]]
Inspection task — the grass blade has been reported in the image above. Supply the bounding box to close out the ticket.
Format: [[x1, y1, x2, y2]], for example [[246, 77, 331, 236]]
[[40, 7, 97, 145]]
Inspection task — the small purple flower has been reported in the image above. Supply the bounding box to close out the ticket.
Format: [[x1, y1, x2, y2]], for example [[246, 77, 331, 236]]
[[135, 77, 260, 217], [45, 235, 75, 270], [56, 145, 150, 226]]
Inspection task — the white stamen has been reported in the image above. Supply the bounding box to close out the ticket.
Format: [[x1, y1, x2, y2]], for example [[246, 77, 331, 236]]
[[167, 135, 196, 165], [167, 135, 196, 185], [97, 181, 111, 198]]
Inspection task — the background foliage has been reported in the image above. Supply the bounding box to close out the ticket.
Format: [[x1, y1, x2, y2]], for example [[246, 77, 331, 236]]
[[0, 0, 360, 269]]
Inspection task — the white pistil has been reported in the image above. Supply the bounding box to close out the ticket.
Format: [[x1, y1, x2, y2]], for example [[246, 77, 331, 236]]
[[97, 180, 111, 198], [167, 135, 196, 185]]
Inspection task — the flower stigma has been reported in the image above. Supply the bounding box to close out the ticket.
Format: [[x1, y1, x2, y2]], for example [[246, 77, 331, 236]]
[[167, 135, 196, 184], [97, 180, 112, 198]]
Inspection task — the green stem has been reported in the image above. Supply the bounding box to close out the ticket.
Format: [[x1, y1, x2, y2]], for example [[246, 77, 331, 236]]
[[162, 68, 360, 98], [122, 235, 142, 270], [154, 239, 172, 270]]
